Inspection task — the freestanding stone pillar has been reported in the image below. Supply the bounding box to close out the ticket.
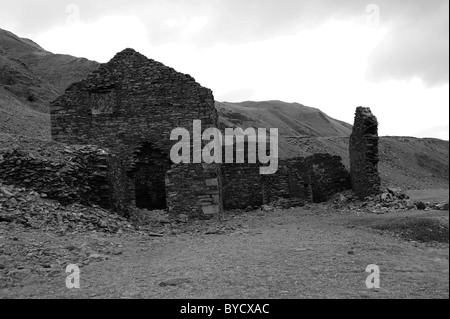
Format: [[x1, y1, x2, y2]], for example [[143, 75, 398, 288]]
[[349, 107, 381, 199]]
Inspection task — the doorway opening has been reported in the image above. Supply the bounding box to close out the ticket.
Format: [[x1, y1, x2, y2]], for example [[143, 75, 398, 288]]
[[133, 143, 171, 210]]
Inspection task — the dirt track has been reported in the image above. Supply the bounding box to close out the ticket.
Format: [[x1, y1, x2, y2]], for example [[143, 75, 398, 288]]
[[1, 205, 448, 299]]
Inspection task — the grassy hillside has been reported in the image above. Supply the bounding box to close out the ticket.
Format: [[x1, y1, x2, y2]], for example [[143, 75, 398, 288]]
[[216, 100, 355, 158], [0, 53, 59, 113], [0, 28, 97, 136], [0, 87, 50, 140], [217, 101, 352, 137], [0, 28, 99, 96]]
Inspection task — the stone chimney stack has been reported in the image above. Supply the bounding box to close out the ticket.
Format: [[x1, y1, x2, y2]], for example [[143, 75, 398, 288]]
[[349, 107, 381, 199]]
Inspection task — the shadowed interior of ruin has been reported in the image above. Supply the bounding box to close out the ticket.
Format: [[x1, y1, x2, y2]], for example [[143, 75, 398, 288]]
[[288, 173, 311, 200], [131, 143, 172, 210]]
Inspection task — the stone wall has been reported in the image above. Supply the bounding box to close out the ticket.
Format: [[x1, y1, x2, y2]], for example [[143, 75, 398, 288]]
[[222, 163, 262, 209], [106, 154, 132, 215], [262, 162, 310, 205], [262, 154, 350, 205], [0, 145, 113, 207], [50, 48, 222, 219], [221, 140, 263, 209], [166, 163, 222, 220], [221, 145, 351, 209], [306, 154, 351, 202], [349, 107, 381, 199]]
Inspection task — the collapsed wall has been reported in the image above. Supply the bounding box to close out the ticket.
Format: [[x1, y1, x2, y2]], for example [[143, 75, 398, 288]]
[[0, 144, 115, 208], [262, 154, 351, 205], [349, 107, 381, 199], [221, 144, 351, 210], [222, 162, 263, 209]]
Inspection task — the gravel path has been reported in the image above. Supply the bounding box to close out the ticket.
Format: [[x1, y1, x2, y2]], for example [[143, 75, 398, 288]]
[[1, 206, 448, 299]]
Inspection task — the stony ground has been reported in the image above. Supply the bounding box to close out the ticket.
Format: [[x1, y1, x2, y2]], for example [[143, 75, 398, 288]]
[[1, 192, 448, 299]]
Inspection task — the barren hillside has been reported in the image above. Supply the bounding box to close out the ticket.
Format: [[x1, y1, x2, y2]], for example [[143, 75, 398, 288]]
[[217, 101, 352, 137], [0, 29, 99, 98], [0, 28, 98, 136]]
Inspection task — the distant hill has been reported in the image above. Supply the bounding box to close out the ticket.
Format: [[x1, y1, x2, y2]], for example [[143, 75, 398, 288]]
[[0, 28, 98, 138], [0, 28, 448, 190], [0, 29, 99, 98], [216, 100, 354, 158], [217, 101, 352, 137]]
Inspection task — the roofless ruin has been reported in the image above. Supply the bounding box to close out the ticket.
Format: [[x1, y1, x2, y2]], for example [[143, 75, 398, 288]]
[[49, 48, 381, 220]]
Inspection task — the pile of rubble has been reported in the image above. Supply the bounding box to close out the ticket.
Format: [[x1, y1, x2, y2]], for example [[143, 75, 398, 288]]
[[0, 182, 138, 290], [0, 182, 134, 234], [259, 198, 306, 212], [332, 187, 449, 214]]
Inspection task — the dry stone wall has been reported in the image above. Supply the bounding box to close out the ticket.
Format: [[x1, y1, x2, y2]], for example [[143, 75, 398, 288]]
[[106, 154, 132, 215], [222, 162, 262, 210], [263, 154, 350, 205], [221, 140, 351, 210], [221, 140, 264, 209], [166, 163, 222, 220], [306, 154, 352, 203], [0, 145, 113, 207], [349, 107, 381, 199]]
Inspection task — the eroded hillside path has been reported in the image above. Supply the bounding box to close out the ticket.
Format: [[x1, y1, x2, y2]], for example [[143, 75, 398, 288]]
[[2, 206, 448, 299]]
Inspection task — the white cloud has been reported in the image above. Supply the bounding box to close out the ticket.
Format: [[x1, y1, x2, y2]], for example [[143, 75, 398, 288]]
[[0, 12, 18, 32], [165, 16, 208, 39], [146, 21, 448, 139], [34, 15, 151, 63], [356, 79, 449, 137]]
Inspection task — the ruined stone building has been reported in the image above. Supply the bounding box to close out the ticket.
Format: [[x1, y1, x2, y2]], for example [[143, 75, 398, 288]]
[[222, 152, 350, 209], [50, 48, 371, 220], [51, 49, 222, 219]]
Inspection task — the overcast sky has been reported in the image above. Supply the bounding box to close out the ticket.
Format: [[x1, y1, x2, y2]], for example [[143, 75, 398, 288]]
[[1, 0, 448, 139]]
